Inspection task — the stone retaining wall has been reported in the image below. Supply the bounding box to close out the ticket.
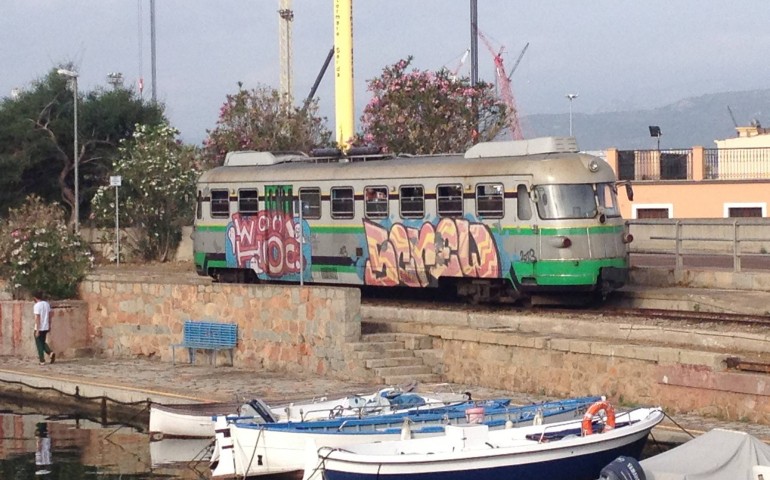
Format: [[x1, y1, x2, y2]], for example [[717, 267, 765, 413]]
[[79, 276, 365, 379], [0, 301, 88, 360]]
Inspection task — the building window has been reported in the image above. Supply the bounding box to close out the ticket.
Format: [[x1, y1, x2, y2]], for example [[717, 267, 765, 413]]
[[517, 184, 531, 220], [364, 186, 388, 218], [632, 203, 673, 219], [210, 190, 230, 218], [476, 183, 504, 218], [238, 189, 259, 214], [331, 187, 355, 219], [299, 187, 321, 219], [437, 184, 463, 217], [400, 185, 424, 218], [724, 202, 766, 218]]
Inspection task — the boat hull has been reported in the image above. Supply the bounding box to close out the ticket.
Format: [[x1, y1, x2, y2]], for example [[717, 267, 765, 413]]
[[213, 396, 603, 478], [319, 408, 663, 480]]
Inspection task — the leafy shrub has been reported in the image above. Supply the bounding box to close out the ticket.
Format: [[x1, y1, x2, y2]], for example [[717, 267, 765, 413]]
[[0, 195, 93, 299]]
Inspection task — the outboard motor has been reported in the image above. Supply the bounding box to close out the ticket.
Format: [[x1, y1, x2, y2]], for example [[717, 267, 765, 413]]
[[599, 456, 646, 480]]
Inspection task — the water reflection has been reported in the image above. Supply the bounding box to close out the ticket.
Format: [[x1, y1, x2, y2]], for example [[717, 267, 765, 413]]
[[0, 410, 211, 479]]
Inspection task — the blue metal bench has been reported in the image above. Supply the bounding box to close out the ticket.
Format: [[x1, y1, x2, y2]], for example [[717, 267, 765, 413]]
[[171, 320, 237, 366]]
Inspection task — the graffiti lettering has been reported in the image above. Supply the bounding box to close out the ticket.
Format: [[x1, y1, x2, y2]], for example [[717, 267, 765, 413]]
[[226, 212, 307, 278], [363, 218, 501, 287], [520, 248, 537, 262]]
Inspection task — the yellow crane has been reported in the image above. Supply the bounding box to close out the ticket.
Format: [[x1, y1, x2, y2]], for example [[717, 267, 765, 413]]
[[333, 0, 354, 149]]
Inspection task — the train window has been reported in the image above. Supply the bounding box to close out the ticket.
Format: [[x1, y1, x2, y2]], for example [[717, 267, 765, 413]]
[[210, 189, 230, 218], [437, 184, 464, 217], [534, 184, 597, 219], [400, 186, 424, 218], [476, 183, 504, 218], [517, 184, 532, 220], [596, 183, 620, 217], [238, 189, 259, 214], [299, 188, 321, 219], [331, 187, 355, 219], [196, 191, 202, 220], [364, 186, 388, 218]]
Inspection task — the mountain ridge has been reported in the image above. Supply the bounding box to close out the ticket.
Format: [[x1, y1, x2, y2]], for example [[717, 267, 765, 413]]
[[521, 89, 770, 151]]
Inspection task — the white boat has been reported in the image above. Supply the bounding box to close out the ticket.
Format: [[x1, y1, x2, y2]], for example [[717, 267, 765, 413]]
[[149, 387, 465, 439], [211, 395, 604, 478], [314, 405, 664, 480], [149, 438, 213, 467], [600, 428, 770, 480]]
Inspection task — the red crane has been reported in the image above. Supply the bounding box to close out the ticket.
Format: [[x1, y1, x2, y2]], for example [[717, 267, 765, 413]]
[[476, 29, 524, 140]]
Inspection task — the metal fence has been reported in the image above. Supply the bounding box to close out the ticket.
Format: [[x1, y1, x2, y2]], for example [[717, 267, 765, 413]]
[[627, 218, 770, 272], [617, 150, 692, 181], [704, 148, 770, 180]]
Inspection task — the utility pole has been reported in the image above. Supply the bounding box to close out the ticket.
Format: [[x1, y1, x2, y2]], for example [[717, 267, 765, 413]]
[[470, 0, 478, 87], [279, 0, 294, 104], [150, 0, 157, 102]]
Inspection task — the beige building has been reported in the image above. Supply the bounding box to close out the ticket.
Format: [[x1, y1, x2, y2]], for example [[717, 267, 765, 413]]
[[606, 125, 770, 219]]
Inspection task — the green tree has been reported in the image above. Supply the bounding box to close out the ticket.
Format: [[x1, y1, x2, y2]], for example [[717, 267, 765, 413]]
[[90, 123, 198, 262], [0, 196, 93, 299], [204, 84, 332, 165], [0, 67, 165, 224], [360, 57, 508, 154]]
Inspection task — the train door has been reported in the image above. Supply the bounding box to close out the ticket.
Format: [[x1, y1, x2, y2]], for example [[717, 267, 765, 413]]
[[510, 182, 540, 287]]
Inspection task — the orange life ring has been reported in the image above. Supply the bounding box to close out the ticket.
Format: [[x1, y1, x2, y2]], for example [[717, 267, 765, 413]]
[[581, 400, 616, 436]]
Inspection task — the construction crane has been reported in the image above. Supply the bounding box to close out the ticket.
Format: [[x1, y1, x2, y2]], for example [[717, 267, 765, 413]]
[[278, 0, 294, 104], [476, 28, 524, 140]]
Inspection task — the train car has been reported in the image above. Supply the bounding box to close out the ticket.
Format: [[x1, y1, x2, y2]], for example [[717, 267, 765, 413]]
[[193, 137, 633, 304]]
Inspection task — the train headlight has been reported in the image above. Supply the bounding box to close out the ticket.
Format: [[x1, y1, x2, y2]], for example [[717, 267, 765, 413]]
[[588, 160, 600, 172], [623, 233, 634, 244], [550, 236, 572, 248]]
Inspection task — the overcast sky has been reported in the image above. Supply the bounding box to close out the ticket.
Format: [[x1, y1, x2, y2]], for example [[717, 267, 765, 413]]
[[3, 1, 770, 145]]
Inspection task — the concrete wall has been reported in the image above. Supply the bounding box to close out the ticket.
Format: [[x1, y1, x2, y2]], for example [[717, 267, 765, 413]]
[[78, 276, 363, 378], [363, 307, 770, 424], [0, 301, 88, 359]]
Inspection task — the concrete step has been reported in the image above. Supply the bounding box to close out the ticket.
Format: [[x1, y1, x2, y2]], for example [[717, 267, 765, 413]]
[[373, 365, 435, 377], [361, 333, 401, 342], [348, 340, 405, 352], [380, 373, 443, 385], [350, 348, 415, 360], [365, 357, 420, 369]]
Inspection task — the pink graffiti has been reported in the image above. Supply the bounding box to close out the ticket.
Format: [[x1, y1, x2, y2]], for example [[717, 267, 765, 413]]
[[228, 211, 304, 277], [363, 218, 501, 287]]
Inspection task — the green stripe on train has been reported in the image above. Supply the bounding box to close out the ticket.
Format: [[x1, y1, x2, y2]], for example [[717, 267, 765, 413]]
[[512, 258, 628, 286]]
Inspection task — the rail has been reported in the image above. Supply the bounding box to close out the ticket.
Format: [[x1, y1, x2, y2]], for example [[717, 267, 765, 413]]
[[626, 218, 770, 272]]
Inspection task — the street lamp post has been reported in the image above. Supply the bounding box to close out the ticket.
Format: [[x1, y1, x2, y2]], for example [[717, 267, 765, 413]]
[[566, 93, 578, 137], [57, 69, 79, 233]]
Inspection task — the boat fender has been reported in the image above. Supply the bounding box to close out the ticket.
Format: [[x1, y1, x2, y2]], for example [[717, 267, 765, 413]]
[[582, 400, 616, 436], [400, 418, 412, 440], [504, 419, 514, 429], [599, 456, 646, 480], [465, 407, 485, 424]]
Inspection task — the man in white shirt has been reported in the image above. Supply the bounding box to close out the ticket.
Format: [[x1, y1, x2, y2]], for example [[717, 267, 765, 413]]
[[33, 294, 56, 365]]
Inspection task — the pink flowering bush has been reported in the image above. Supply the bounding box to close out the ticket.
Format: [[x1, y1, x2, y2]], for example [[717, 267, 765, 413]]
[[204, 84, 332, 165], [361, 57, 508, 154], [0, 195, 93, 299]]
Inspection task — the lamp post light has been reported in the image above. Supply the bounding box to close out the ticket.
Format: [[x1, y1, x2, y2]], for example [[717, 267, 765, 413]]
[[566, 93, 578, 137], [57, 68, 79, 233]]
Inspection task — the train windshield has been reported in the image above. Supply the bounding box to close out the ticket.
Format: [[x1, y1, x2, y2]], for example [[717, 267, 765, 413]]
[[534, 184, 598, 219], [596, 183, 621, 217]]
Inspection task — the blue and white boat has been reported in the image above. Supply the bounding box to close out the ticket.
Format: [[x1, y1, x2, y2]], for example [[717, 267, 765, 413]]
[[313, 405, 664, 480], [210, 395, 604, 478]]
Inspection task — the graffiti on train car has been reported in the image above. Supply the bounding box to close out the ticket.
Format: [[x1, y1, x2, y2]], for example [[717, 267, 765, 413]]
[[225, 211, 308, 277], [363, 218, 501, 287]]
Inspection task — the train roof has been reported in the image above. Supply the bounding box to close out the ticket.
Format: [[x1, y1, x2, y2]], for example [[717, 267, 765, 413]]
[[198, 138, 617, 185]]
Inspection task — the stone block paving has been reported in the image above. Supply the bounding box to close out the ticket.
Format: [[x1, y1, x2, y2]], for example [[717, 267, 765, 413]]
[[2, 355, 769, 444]]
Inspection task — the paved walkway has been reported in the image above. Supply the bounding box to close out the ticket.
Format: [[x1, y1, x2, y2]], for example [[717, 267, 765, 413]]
[[1, 355, 769, 445]]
